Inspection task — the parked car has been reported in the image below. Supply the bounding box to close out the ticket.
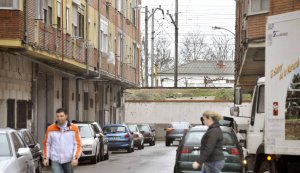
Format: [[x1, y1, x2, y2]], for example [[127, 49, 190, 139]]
[[174, 125, 243, 173], [0, 128, 35, 173], [73, 122, 101, 164], [90, 122, 109, 160], [18, 129, 43, 173], [128, 124, 144, 150], [103, 124, 134, 153], [165, 122, 192, 146], [201, 116, 238, 133], [137, 124, 156, 146]]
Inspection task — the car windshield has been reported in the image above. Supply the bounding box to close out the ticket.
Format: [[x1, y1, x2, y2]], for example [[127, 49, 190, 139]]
[[128, 126, 137, 132], [171, 123, 190, 129], [0, 134, 11, 156], [137, 125, 150, 132], [219, 118, 234, 127], [184, 131, 235, 146], [184, 131, 205, 145], [103, 126, 126, 134], [78, 125, 93, 138]]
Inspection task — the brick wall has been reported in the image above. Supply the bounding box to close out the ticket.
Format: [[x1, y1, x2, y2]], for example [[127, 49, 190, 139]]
[[0, 10, 24, 40], [247, 14, 268, 39], [271, 0, 300, 15]]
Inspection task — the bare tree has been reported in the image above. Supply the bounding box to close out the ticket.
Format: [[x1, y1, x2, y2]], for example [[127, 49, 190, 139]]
[[154, 37, 173, 71], [207, 35, 234, 61], [180, 31, 209, 63]]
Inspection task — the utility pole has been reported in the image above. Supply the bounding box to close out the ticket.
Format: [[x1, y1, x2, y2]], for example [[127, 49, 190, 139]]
[[144, 6, 149, 87], [174, 0, 179, 88], [151, 8, 155, 87]]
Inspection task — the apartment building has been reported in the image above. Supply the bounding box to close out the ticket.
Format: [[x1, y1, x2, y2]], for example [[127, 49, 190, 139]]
[[0, 0, 141, 144], [235, 0, 300, 92]]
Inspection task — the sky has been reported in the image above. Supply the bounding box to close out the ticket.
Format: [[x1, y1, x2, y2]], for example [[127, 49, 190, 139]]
[[140, 0, 236, 58]]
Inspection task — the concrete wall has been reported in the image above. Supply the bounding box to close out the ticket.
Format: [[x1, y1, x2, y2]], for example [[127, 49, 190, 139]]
[[125, 101, 251, 140]]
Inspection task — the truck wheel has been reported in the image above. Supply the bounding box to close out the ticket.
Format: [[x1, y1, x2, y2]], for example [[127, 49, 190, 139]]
[[258, 160, 276, 173]]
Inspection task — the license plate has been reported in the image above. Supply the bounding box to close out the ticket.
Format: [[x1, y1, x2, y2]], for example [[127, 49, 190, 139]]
[[175, 138, 182, 141], [110, 137, 120, 141]]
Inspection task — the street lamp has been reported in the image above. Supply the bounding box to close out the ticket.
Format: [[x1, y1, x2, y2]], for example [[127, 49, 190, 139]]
[[212, 26, 235, 36], [212, 26, 237, 106], [144, 5, 164, 87]]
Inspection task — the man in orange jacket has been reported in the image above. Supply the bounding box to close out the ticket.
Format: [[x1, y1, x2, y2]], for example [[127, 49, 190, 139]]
[[43, 108, 81, 173]]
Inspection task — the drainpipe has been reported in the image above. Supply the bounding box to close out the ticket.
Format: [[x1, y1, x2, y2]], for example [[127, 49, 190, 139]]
[[61, 0, 64, 63], [121, 0, 125, 81], [86, 0, 89, 75], [98, 0, 101, 78], [24, 0, 28, 48]]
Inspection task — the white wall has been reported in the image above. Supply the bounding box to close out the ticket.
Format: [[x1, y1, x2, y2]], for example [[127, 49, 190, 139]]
[[125, 101, 251, 127]]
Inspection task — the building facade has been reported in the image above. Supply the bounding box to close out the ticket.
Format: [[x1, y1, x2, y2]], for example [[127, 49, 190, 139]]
[[0, 0, 141, 144], [235, 0, 300, 92]]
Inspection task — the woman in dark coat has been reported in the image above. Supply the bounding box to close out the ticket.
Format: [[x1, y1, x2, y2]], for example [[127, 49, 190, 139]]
[[192, 111, 225, 173]]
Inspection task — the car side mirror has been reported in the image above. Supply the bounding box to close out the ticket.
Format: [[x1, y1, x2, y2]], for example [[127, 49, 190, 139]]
[[151, 129, 155, 132], [17, 148, 31, 158], [28, 144, 35, 149], [239, 139, 247, 148], [234, 87, 243, 105], [95, 134, 100, 138], [230, 107, 240, 117]]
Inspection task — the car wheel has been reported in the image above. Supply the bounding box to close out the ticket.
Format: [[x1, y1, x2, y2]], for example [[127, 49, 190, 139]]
[[104, 150, 109, 160], [153, 140, 156, 146], [166, 140, 171, 146], [36, 159, 43, 173], [150, 139, 154, 146], [91, 148, 98, 164], [100, 145, 105, 161]]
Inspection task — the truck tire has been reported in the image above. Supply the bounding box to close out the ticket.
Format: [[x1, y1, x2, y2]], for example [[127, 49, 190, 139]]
[[258, 160, 276, 173]]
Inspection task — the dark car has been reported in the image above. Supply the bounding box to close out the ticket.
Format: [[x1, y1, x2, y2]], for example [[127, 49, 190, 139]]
[[18, 129, 43, 173], [103, 124, 135, 153], [165, 122, 192, 146], [174, 126, 243, 173], [91, 122, 110, 161], [137, 124, 156, 146]]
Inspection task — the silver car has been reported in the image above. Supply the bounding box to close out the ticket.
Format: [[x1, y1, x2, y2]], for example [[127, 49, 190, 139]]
[[76, 123, 101, 164], [128, 125, 144, 150], [0, 128, 35, 173]]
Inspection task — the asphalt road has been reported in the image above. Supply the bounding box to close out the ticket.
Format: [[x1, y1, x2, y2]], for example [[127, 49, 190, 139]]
[[43, 141, 178, 173]]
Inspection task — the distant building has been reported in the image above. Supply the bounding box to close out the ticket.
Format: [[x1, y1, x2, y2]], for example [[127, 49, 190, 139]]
[[235, 0, 300, 92], [157, 60, 234, 88]]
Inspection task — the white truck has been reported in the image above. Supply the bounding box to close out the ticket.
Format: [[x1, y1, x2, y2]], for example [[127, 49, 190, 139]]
[[233, 11, 300, 173]]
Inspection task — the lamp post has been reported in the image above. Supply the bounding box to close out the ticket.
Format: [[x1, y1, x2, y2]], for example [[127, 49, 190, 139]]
[[144, 5, 164, 87], [212, 26, 237, 106]]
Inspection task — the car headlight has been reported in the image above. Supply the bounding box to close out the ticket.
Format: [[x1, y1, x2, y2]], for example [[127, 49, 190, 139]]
[[82, 144, 93, 149]]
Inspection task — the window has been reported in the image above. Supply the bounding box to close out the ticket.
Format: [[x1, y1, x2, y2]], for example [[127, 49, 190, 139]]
[[78, 13, 84, 38], [66, 7, 70, 33], [249, 0, 269, 14], [128, 125, 138, 132], [101, 19, 109, 53], [257, 85, 265, 113], [0, 134, 11, 156], [43, 0, 53, 26], [57, 0, 61, 29], [72, 3, 78, 37], [103, 126, 126, 134], [0, 0, 18, 9], [115, 0, 122, 12], [11, 133, 24, 153], [35, 0, 42, 19], [7, 99, 15, 128], [250, 86, 258, 126], [78, 125, 93, 138]]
